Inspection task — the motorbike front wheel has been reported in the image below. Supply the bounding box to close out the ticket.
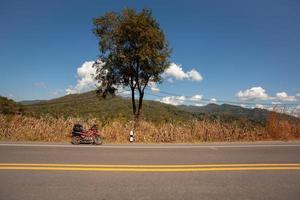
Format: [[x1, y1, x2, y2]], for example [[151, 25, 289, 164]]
[[71, 136, 81, 145], [94, 136, 102, 145]]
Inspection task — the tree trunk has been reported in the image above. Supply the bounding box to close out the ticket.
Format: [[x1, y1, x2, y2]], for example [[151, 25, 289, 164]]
[[136, 91, 144, 119], [131, 87, 139, 131], [131, 87, 136, 115], [132, 91, 144, 131]]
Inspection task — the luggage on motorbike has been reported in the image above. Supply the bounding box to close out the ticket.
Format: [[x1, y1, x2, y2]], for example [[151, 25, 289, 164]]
[[72, 124, 83, 135], [90, 124, 97, 131]]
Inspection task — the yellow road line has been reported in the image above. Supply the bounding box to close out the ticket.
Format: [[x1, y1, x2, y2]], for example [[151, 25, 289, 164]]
[[1, 163, 300, 172], [0, 166, 300, 172], [1, 163, 300, 168]]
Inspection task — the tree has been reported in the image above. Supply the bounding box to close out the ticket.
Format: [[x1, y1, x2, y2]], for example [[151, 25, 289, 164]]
[[0, 96, 24, 114], [92, 8, 170, 128]]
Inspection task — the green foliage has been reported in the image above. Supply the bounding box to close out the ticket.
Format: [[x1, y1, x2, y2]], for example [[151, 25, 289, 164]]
[[0, 96, 24, 114], [93, 8, 170, 119]]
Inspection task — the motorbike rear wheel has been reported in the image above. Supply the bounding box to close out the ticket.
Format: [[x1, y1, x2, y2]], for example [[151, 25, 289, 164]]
[[94, 136, 102, 145], [71, 136, 81, 145]]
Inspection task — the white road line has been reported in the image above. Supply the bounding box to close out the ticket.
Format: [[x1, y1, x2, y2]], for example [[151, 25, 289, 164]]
[[0, 143, 300, 148]]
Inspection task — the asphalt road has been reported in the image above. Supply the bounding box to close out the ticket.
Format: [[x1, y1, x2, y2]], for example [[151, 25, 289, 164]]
[[0, 142, 300, 200]]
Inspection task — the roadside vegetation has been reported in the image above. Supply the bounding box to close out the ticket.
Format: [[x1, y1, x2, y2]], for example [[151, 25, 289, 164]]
[[266, 111, 300, 140], [1, 114, 299, 143], [0, 94, 299, 142], [0, 114, 266, 143]]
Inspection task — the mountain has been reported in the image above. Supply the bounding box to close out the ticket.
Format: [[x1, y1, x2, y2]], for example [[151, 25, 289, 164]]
[[24, 91, 195, 123], [22, 91, 296, 124], [179, 103, 269, 122], [19, 100, 46, 105]]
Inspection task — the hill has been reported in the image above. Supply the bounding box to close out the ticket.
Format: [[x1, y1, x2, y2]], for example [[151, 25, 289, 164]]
[[24, 91, 195, 123], [19, 100, 46, 105], [22, 90, 283, 124], [179, 103, 269, 122], [0, 96, 24, 114]]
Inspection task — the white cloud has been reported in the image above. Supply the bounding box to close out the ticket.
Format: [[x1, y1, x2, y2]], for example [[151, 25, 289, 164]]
[[255, 104, 264, 109], [296, 93, 300, 97], [275, 92, 297, 102], [148, 82, 160, 93], [177, 96, 186, 101], [151, 87, 160, 93], [159, 94, 206, 106], [190, 94, 203, 101], [66, 61, 103, 94], [163, 63, 203, 82], [65, 88, 76, 95], [66, 61, 203, 96], [210, 98, 217, 103], [267, 107, 275, 111], [164, 63, 188, 80], [237, 87, 298, 103], [271, 101, 282, 105], [237, 87, 271, 101], [159, 96, 186, 106], [116, 87, 131, 97], [66, 60, 163, 96], [186, 69, 203, 81]]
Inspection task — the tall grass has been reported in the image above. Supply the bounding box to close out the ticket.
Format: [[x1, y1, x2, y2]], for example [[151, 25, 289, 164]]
[[0, 114, 272, 143], [266, 111, 300, 140]]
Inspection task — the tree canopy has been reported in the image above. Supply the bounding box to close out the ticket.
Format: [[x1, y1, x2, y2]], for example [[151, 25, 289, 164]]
[[93, 8, 170, 123]]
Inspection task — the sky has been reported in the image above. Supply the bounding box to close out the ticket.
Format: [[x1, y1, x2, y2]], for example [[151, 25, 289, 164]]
[[0, 0, 300, 108]]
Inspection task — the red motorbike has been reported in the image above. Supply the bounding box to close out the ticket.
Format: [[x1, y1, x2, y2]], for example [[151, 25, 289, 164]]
[[71, 124, 102, 145]]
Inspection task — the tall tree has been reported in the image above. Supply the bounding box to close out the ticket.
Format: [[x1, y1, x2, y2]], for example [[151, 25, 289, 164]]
[[93, 8, 170, 128]]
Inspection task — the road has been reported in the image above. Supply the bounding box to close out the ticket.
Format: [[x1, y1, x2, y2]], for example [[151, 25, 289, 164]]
[[0, 142, 300, 200]]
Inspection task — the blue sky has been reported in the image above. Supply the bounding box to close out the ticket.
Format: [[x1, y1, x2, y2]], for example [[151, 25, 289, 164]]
[[0, 0, 299, 107]]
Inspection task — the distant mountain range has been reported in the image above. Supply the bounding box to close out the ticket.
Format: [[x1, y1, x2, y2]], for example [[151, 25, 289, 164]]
[[178, 103, 270, 122], [18, 90, 281, 124], [19, 100, 46, 105]]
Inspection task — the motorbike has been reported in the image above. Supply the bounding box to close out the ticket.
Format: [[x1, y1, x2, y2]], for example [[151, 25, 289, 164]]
[[71, 124, 102, 145]]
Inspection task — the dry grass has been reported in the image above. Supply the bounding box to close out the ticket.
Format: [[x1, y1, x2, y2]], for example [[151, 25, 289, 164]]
[[134, 119, 267, 143], [0, 115, 108, 142], [1, 114, 299, 143], [0, 114, 276, 143], [266, 111, 300, 140]]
